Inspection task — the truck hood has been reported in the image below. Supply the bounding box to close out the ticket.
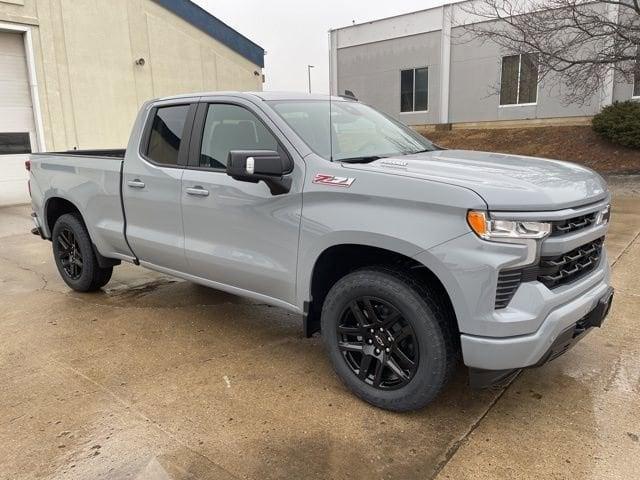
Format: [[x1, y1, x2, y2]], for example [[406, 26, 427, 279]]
[[343, 149, 608, 211]]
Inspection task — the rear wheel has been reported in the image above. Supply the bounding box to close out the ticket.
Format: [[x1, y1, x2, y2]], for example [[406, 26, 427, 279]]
[[52, 213, 113, 292], [321, 267, 457, 411]]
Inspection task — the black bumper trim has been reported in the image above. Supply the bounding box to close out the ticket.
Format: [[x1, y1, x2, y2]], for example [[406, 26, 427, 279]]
[[30, 212, 46, 239], [302, 301, 321, 338], [469, 367, 520, 389], [469, 286, 614, 389]]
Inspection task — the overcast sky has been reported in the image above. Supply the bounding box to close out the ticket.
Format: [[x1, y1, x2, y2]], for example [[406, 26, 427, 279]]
[[193, 0, 450, 93]]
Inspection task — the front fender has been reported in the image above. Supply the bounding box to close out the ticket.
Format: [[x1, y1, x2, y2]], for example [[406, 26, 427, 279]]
[[296, 230, 425, 308]]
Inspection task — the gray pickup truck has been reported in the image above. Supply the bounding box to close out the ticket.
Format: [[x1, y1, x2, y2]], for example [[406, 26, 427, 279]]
[[28, 92, 614, 411]]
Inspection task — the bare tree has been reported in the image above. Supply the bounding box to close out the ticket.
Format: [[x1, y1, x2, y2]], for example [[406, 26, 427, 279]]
[[456, 0, 640, 105]]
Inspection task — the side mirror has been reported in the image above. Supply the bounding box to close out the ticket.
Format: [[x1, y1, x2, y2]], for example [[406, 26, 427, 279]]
[[226, 150, 292, 195]]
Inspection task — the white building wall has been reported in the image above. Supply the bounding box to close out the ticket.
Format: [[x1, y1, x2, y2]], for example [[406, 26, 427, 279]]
[[331, 1, 630, 126]]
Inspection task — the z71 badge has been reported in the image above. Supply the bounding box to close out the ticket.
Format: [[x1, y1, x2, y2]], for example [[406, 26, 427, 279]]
[[312, 174, 356, 187]]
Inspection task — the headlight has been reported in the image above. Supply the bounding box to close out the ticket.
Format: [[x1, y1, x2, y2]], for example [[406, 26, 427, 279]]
[[467, 211, 551, 241]]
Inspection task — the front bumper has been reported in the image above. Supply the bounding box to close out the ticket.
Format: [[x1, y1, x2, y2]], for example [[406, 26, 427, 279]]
[[468, 286, 614, 387]]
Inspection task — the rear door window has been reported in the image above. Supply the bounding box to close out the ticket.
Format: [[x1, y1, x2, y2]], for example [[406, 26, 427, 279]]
[[145, 105, 190, 166]]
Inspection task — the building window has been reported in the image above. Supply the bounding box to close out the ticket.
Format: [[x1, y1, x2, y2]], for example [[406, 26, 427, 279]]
[[0, 133, 31, 155], [500, 53, 539, 105], [634, 49, 640, 98], [401, 67, 428, 112]]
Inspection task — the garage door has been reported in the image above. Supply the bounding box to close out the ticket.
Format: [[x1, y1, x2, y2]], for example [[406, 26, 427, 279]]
[[0, 31, 35, 205]]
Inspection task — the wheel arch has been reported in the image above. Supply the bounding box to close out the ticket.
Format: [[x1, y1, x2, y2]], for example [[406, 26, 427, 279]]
[[44, 196, 120, 268], [303, 242, 459, 338], [44, 196, 83, 236]]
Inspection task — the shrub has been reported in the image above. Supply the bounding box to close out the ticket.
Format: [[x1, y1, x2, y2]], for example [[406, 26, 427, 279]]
[[592, 100, 640, 149]]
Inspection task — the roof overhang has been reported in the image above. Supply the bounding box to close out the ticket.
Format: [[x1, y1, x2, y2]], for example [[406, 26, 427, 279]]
[[152, 0, 265, 68]]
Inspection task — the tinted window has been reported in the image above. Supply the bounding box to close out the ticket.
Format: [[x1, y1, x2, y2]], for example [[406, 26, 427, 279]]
[[199, 104, 278, 169], [0, 132, 31, 155], [400, 69, 414, 113], [414, 67, 429, 111], [146, 105, 189, 165], [634, 52, 640, 97], [500, 55, 520, 105], [400, 68, 428, 112], [519, 54, 539, 104], [500, 54, 538, 105]]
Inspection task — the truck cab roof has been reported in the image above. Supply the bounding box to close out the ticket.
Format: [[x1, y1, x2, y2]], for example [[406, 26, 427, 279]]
[[155, 91, 353, 103]]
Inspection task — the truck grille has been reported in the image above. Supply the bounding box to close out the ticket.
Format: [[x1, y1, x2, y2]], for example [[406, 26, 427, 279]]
[[550, 213, 596, 236], [535, 237, 603, 289], [495, 237, 604, 309]]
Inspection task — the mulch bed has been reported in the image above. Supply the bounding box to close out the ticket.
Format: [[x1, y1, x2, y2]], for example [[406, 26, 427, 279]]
[[424, 126, 640, 174]]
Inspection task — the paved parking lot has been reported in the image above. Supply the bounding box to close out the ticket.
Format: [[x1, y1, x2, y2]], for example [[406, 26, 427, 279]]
[[1, 190, 639, 479]]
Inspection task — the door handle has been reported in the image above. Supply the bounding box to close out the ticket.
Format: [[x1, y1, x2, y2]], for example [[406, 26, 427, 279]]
[[186, 186, 209, 197], [127, 179, 146, 189]]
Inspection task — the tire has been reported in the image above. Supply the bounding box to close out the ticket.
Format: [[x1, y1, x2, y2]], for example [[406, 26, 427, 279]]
[[321, 267, 457, 411], [52, 213, 113, 292]]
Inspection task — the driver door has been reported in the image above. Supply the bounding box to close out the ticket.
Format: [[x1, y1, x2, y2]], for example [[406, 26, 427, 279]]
[[180, 100, 304, 306]]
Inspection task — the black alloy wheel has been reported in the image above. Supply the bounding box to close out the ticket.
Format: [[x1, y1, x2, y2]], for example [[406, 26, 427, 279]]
[[337, 296, 419, 390], [51, 213, 113, 292], [56, 227, 83, 280], [321, 267, 458, 411]]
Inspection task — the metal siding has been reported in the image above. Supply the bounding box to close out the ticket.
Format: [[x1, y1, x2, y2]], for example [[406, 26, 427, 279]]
[[333, 7, 444, 49], [334, 6, 614, 125], [448, 26, 602, 123], [612, 69, 636, 101], [336, 31, 442, 124], [611, 6, 638, 102], [151, 0, 264, 67]]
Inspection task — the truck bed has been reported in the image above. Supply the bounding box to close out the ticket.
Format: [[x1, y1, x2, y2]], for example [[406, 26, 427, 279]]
[[28, 151, 132, 261]]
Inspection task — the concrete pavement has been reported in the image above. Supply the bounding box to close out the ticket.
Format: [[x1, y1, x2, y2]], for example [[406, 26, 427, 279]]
[[0, 193, 638, 480]]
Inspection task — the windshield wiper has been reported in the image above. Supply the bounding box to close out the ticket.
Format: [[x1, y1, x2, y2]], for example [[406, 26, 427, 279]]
[[415, 144, 445, 152], [400, 148, 439, 155], [338, 155, 385, 164]]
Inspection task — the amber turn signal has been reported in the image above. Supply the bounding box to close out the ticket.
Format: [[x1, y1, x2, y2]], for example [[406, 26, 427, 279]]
[[467, 210, 488, 238]]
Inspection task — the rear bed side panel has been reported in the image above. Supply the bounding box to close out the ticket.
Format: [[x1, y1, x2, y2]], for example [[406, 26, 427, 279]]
[[29, 154, 134, 261]]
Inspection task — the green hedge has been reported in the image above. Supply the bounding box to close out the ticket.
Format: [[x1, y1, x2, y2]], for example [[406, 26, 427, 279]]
[[592, 100, 640, 149]]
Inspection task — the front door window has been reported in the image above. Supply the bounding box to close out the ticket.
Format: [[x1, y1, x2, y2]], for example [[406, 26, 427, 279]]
[[199, 104, 279, 170]]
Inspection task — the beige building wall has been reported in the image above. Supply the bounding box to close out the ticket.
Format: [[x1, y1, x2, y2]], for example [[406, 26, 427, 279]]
[[0, 0, 263, 151]]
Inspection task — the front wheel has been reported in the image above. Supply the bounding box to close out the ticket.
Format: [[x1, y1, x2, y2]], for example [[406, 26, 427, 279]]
[[52, 213, 113, 292], [321, 267, 457, 411]]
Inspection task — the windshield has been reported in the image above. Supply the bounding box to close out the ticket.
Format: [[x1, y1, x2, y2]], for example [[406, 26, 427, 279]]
[[267, 100, 437, 162]]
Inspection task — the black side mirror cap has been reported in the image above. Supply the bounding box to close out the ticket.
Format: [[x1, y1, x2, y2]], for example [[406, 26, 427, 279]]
[[226, 150, 292, 195]]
